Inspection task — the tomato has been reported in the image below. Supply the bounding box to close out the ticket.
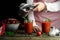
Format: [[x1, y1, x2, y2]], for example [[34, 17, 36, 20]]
[[12, 20, 16, 24], [37, 31, 41, 36]]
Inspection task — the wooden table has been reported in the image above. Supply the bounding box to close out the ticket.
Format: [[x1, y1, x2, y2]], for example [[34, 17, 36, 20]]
[[0, 33, 60, 40]]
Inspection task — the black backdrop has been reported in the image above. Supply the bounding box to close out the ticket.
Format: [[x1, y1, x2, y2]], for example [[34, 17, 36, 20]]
[[0, 0, 26, 21]]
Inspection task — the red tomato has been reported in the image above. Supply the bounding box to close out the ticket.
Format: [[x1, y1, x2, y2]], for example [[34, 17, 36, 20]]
[[12, 20, 16, 24], [37, 31, 41, 36], [0, 23, 6, 36]]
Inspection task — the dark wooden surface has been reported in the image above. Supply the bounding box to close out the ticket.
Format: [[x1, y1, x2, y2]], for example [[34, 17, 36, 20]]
[[0, 33, 60, 40]]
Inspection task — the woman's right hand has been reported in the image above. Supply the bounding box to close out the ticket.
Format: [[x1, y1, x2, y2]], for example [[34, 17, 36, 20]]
[[33, 2, 46, 12]]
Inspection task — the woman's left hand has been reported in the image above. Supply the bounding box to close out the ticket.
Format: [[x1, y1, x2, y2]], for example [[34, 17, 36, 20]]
[[33, 26, 40, 33]]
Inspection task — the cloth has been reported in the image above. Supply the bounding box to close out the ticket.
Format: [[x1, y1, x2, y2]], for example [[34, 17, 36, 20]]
[[27, 0, 38, 26], [34, 0, 60, 31], [44, 1, 60, 12]]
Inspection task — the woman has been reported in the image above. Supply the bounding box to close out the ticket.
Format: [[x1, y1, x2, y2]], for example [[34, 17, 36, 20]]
[[27, 0, 60, 32]]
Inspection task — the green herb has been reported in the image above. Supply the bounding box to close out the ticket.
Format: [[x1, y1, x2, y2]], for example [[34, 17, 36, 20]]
[[22, 16, 27, 20], [5, 31, 15, 36], [45, 18, 51, 22], [22, 15, 31, 23]]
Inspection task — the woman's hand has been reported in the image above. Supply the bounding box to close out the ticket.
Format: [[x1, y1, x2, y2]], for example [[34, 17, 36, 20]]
[[33, 26, 40, 33], [33, 2, 46, 12], [24, 2, 46, 13]]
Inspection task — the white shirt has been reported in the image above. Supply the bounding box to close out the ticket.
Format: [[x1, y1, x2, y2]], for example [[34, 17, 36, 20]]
[[44, 1, 60, 12]]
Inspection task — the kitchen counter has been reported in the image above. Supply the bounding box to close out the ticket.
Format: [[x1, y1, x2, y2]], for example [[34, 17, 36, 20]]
[[0, 33, 60, 40]]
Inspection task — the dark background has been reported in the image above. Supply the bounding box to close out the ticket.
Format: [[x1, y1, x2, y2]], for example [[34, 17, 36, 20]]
[[0, 0, 26, 21]]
